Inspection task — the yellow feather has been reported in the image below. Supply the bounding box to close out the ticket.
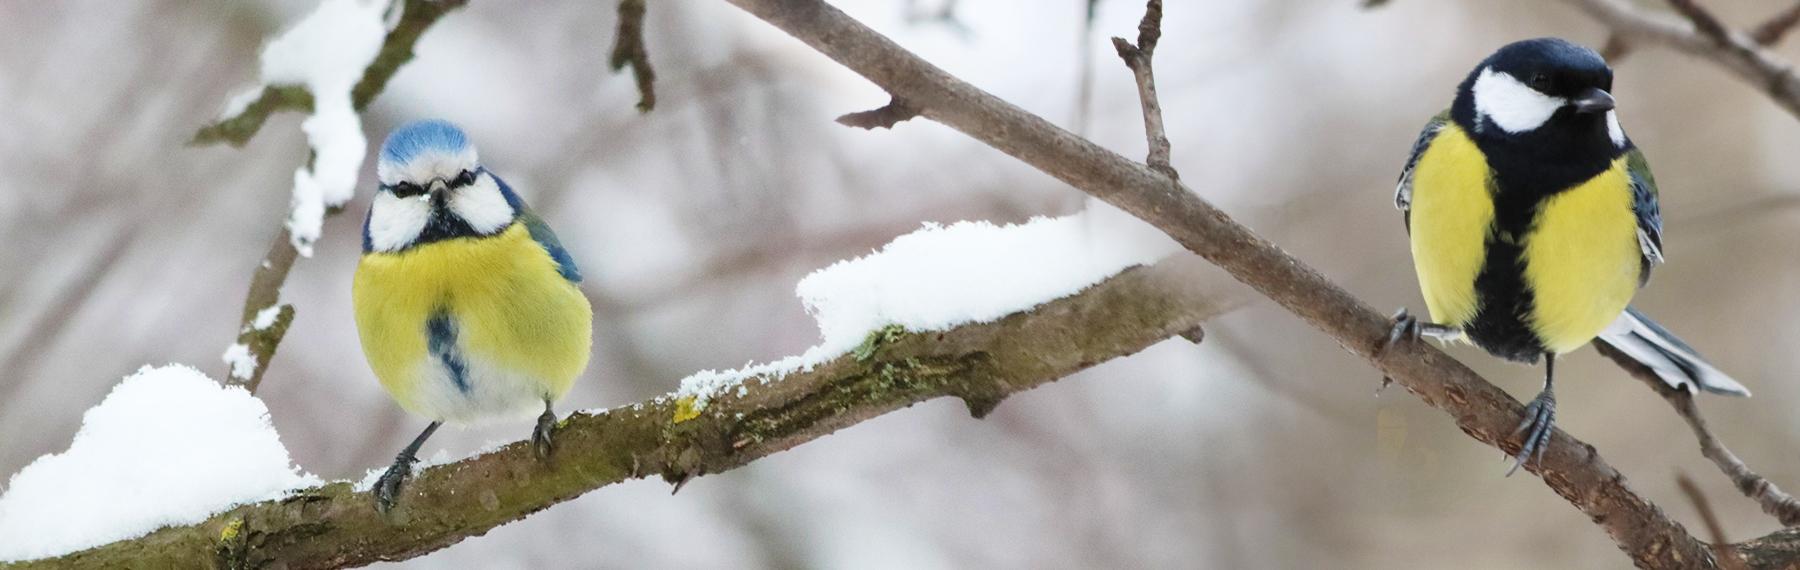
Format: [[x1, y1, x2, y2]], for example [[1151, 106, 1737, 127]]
[[352, 224, 592, 418], [1407, 123, 1492, 330], [1524, 157, 1640, 354]]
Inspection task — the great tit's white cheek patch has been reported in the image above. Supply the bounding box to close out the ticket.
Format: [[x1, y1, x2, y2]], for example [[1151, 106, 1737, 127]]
[[1473, 67, 1565, 134], [1606, 111, 1626, 147], [376, 146, 479, 187], [449, 175, 515, 234], [368, 191, 431, 252]]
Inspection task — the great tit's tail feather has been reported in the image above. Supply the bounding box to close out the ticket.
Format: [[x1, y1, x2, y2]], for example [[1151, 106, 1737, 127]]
[[1596, 307, 1750, 397]]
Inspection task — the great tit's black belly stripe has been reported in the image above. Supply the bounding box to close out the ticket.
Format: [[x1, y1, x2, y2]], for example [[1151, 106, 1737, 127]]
[[1461, 140, 1618, 363]]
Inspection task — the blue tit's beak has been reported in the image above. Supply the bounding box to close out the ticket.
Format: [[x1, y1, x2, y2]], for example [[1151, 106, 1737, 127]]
[[1571, 88, 1615, 114], [429, 179, 449, 208]]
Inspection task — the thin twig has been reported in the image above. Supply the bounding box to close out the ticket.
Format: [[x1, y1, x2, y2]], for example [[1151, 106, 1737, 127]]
[[610, 0, 657, 112], [835, 96, 920, 129], [1678, 473, 1745, 570], [1111, 0, 1177, 179], [1667, 0, 1732, 45], [1602, 33, 1634, 62], [1594, 342, 1800, 527], [1751, 2, 1800, 46], [223, 228, 300, 392], [1565, 0, 1800, 120], [1073, 0, 1101, 136], [191, 0, 468, 146]]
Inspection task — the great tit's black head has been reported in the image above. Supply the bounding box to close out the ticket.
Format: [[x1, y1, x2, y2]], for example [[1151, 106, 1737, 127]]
[[1454, 38, 1626, 149]]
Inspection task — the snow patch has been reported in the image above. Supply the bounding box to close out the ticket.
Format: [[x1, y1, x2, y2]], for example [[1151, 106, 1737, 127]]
[[250, 0, 390, 255], [222, 343, 258, 381], [0, 365, 319, 561], [250, 305, 284, 331], [670, 209, 1171, 410]]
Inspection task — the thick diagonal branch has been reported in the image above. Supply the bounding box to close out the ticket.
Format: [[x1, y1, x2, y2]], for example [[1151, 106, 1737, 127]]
[[722, 0, 1715, 566], [16, 259, 1240, 568]]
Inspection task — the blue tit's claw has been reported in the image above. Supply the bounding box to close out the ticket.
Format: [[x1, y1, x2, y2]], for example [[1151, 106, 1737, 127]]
[[1505, 391, 1557, 476], [533, 408, 557, 461], [373, 459, 414, 514]]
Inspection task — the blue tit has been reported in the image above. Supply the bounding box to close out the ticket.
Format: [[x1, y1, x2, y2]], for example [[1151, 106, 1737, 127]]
[[1388, 38, 1748, 473], [352, 119, 592, 511]]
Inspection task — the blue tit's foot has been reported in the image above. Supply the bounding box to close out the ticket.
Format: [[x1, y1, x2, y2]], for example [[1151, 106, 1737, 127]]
[[373, 457, 415, 514], [1506, 389, 1556, 476], [533, 406, 557, 460]]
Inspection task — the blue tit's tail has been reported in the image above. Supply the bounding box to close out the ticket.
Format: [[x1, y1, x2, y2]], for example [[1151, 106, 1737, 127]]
[[1596, 306, 1750, 397]]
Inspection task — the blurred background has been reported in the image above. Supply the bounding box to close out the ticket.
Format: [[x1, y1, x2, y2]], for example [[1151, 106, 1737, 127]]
[[4, 0, 1800, 567]]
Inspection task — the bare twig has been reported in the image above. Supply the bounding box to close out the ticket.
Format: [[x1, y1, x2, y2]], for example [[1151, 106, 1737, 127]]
[[18, 259, 1238, 568], [1073, 0, 1101, 136], [1110, 0, 1177, 179], [191, 0, 468, 146], [610, 0, 657, 112], [1602, 33, 1635, 62], [1678, 473, 1744, 570], [1751, 2, 1800, 46], [1666, 0, 1732, 45], [223, 228, 300, 392], [725, 0, 1717, 566], [1594, 343, 1800, 527], [835, 96, 920, 129], [1564, 0, 1800, 120]]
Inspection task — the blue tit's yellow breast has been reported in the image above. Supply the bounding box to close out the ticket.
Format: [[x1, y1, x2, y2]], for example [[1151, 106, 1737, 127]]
[[1522, 157, 1640, 354], [1407, 123, 1493, 329], [352, 223, 592, 415]]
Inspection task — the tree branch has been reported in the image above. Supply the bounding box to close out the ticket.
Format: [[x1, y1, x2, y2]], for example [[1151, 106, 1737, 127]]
[[610, 0, 657, 112], [721, 0, 1719, 566], [16, 259, 1240, 568], [190, 0, 467, 147], [835, 95, 919, 129], [1111, 0, 1178, 179], [1563, 0, 1800, 120], [1751, 2, 1800, 46], [1594, 343, 1800, 528]]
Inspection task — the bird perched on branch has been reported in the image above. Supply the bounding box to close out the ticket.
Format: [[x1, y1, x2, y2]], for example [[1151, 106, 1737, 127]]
[[1387, 38, 1748, 474], [353, 119, 592, 512]]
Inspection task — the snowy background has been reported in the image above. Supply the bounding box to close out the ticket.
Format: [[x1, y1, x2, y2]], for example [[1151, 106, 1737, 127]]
[[4, 0, 1800, 567]]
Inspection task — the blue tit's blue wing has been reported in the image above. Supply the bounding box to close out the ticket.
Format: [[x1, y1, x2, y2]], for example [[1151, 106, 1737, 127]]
[[1395, 109, 1451, 233], [1626, 147, 1663, 285], [491, 172, 583, 283]]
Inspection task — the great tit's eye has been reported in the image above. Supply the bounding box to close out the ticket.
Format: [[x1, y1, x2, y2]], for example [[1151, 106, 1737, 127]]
[[1528, 73, 1552, 91], [452, 170, 476, 187], [391, 182, 425, 198]]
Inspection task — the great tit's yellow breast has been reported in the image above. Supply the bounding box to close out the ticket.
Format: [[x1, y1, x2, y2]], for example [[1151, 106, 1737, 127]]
[[1407, 123, 1492, 329], [1523, 157, 1640, 354], [353, 223, 592, 419]]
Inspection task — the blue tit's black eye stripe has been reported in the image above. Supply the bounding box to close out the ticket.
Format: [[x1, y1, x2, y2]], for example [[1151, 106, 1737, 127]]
[[389, 182, 426, 198], [452, 170, 475, 188]]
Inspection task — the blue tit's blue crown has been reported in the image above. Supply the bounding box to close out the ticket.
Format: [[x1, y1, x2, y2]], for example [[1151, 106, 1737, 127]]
[[380, 119, 473, 169]]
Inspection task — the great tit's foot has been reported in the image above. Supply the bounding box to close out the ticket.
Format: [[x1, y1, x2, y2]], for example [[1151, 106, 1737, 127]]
[[1379, 308, 1421, 357], [373, 457, 415, 514], [1506, 390, 1557, 476], [533, 408, 557, 460]]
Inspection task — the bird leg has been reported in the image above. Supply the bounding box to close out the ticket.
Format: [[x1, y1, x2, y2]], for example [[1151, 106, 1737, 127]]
[[374, 421, 442, 513], [1507, 354, 1557, 476], [533, 401, 557, 460], [1376, 307, 1463, 394]]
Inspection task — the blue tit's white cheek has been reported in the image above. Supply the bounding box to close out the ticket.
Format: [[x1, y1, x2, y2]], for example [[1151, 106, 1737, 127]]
[[367, 191, 432, 252], [1472, 67, 1565, 134], [1606, 111, 1626, 147], [448, 174, 516, 234]]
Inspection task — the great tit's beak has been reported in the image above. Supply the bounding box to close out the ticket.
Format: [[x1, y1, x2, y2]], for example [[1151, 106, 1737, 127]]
[[1571, 88, 1615, 114]]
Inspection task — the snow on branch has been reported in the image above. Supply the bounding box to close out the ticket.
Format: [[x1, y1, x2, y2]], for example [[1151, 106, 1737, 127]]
[[7, 258, 1234, 568], [0, 366, 317, 562]]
